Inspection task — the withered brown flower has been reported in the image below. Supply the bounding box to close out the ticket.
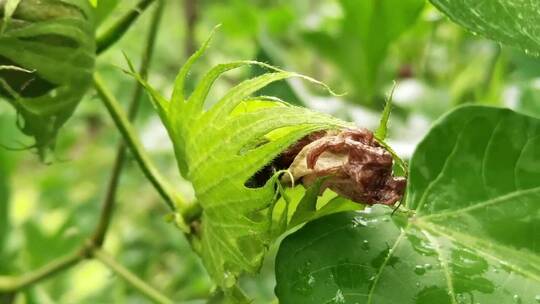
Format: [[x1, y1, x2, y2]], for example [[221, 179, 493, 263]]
[[281, 129, 406, 205]]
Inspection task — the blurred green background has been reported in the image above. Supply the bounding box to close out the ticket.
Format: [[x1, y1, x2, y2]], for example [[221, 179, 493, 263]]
[[1, 0, 540, 303]]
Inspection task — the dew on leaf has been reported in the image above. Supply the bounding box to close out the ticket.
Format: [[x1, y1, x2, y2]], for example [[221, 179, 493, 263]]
[[223, 272, 236, 288], [456, 293, 468, 304], [414, 265, 426, 275], [351, 216, 367, 228], [331, 289, 345, 304], [361, 240, 370, 250]]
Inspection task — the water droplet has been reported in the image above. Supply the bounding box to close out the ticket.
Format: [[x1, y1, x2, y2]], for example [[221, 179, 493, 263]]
[[292, 261, 317, 295], [415, 282, 420, 287], [352, 216, 367, 228], [414, 265, 426, 275], [535, 295, 540, 303], [331, 289, 345, 304], [361, 240, 370, 250], [513, 294, 521, 303], [408, 234, 437, 256], [223, 272, 236, 288], [456, 293, 467, 304]]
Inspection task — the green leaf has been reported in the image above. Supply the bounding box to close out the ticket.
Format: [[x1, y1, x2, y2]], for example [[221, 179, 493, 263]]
[[1, 0, 21, 33], [430, 0, 540, 56], [0, 0, 96, 158], [134, 32, 354, 295], [303, 0, 424, 104], [276, 105, 540, 303], [94, 0, 119, 25]]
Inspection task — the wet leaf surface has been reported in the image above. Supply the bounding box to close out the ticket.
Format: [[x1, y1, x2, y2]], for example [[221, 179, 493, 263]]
[[431, 0, 540, 56], [276, 106, 540, 303]]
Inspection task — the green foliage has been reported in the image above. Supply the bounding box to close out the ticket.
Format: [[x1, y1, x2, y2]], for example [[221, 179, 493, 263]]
[[287, 180, 361, 229], [431, 0, 540, 56], [0, 0, 96, 158], [303, 0, 424, 104], [3, 0, 540, 302], [94, 0, 119, 25], [131, 31, 355, 297], [276, 106, 540, 303]]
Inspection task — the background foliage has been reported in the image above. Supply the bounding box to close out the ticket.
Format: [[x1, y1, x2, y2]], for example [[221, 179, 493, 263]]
[[1, 0, 540, 303]]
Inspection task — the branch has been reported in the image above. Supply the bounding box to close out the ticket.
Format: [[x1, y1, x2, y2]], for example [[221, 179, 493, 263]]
[[92, 0, 165, 248], [183, 0, 198, 57], [94, 73, 185, 212], [96, 0, 156, 54], [0, 250, 83, 292], [93, 249, 173, 304], [0, 1, 183, 296]]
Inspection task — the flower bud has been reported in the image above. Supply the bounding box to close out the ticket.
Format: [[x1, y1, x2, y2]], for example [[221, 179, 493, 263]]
[[0, 0, 96, 157], [282, 129, 406, 205]]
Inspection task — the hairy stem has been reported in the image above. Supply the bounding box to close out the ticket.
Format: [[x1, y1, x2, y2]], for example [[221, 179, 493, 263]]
[[92, 0, 165, 248], [96, 0, 155, 54], [93, 249, 173, 304]]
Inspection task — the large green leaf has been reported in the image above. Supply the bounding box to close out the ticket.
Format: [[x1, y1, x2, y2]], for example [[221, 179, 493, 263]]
[[131, 32, 356, 299], [0, 0, 96, 157], [276, 105, 540, 303], [303, 0, 424, 104], [430, 0, 540, 56]]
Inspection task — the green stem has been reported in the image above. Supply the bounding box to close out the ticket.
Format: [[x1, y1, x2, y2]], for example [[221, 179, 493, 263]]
[[0, 250, 83, 292], [93, 249, 173, 304], [92, 0, 165, 248], [94, 73, 184, 212], [96, 0, 155, 54], [0, 0, 192, 300]]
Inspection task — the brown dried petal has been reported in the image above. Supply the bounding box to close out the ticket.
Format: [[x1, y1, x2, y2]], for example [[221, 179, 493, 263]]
[[283, 128, 406, 205]]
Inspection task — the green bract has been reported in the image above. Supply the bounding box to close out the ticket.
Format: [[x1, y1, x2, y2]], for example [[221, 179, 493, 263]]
[[276, 106, 540, 303], [130, 31, 360, 299], [0, 0, 95, 157]]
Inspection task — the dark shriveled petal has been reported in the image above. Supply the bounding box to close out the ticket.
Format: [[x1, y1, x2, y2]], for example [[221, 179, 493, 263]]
[[285, 129, 406, 205]]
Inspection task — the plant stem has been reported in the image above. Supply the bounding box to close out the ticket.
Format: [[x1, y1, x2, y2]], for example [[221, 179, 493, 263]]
[[94, 73, 183, 212], [183, 0, 198, 57], [93, 249, 173, 304], [0, 0, 186, 300], [92, 0, 165, 248], [0, 250, 83, 292], [96, 0, 155, 54]]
